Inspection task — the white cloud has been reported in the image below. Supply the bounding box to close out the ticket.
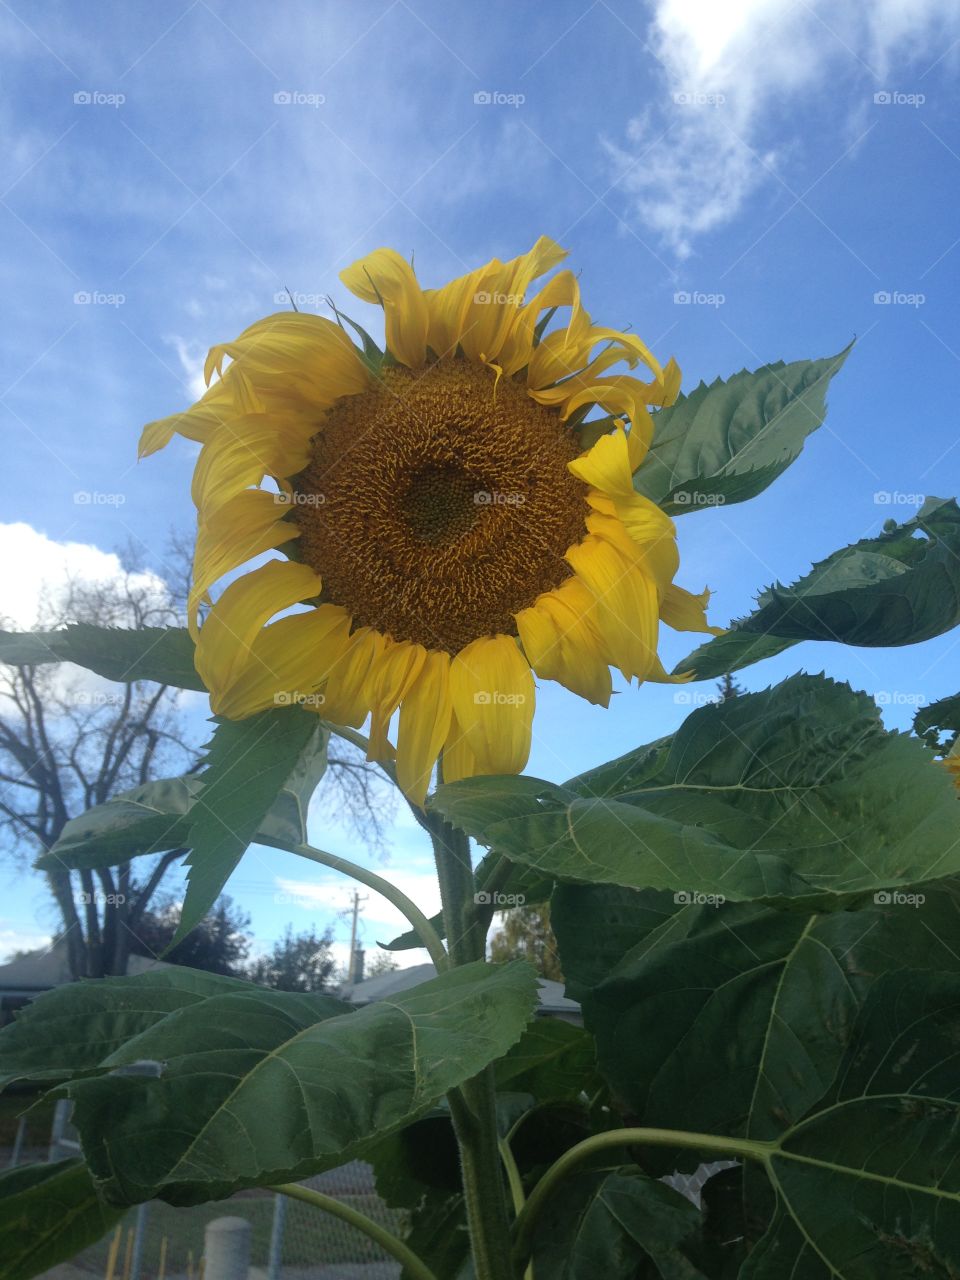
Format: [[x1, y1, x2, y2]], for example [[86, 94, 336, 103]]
[[609, 0, 960, 256], [0, 522, 168, 630], [166, 335, 208, 402]]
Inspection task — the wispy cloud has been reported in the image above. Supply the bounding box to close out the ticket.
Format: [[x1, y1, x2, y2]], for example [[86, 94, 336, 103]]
[[607, 0, 959, 257]]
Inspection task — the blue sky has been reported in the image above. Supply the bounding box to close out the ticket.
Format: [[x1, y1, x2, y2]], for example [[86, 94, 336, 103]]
[[2, 0, 959, 966]]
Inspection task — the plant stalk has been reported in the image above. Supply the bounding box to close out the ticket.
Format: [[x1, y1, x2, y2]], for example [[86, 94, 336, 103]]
[[275, 1182, 439, 1280], [512, 1126, 774, 1270]]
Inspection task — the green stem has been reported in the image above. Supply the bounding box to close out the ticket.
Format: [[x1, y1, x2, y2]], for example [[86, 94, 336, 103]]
[[428, 805, 518, 1280], [500, 1138, 534, 1280], [259, 834, 449, 972], [275, 1182, 439, 1280], [512, 1126, 773, 1269]]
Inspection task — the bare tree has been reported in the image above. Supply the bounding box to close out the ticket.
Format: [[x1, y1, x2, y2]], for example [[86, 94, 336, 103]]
[[0, 537, 396, 979]]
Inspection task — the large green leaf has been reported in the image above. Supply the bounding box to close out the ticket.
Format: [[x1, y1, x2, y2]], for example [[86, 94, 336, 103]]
[[432, 675, 960, 910], [529, 1168, 707, 1278], [0, 1159, 123, 1280], [742, 968, 960, 1277], [633, 346, 850, 513], [0, 968, 251, 1090], [557, 886, 960, 1158], [65, 960, 537, 1204], [676, 497, 960, 679], [0, 624, 204, 690], [173, 708, 322, 942]]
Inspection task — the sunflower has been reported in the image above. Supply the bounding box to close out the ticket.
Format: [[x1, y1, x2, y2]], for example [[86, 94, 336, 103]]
[[141, 237, 719, 805]]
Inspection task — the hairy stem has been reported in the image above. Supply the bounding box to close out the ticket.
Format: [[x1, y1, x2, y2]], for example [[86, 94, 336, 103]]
[[512, 1126, 773, 1269], [259, 834, 449, 971], [275, 1183, 439, 1280], [428, 809, 518, 1280]]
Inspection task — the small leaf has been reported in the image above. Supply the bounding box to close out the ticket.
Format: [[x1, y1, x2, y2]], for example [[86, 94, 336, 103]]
[[175, 707, 320, 942], [494, 1019, 599, 1102], [676, 497, 960, 679], [0, 625, 204, 690], [634, 345, 851, 513], [0, 1159, 123, 1280]]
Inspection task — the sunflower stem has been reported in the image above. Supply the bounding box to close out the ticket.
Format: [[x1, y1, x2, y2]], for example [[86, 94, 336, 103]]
[[428, 808, 519, 1280]]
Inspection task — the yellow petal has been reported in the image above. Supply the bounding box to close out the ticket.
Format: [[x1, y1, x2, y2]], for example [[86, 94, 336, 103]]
[[366, 639, 428, 761], [568, 426, 637, 501], [190, 490, 298, 638], [320, 627, 385, 728], [448, 636, 534, 775], [190, 415, 313, 517], [340, 249, 428, 368], [498, 269, 586, 377], [195, 559, 321, 696], [139, 377, 236, 459], [215, 605, 352, 719], [396, 650, 453, 806], [516, 579, 612, 708], [566, 535, 659, 681], [661, 584, 724, 635], [441, 710, 478, 785]]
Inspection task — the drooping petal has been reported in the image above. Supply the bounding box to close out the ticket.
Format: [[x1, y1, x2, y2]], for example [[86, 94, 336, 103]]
[[190, 415, 314, 517], [516, 577, 612, 707], [190, 489, 298, 638], [448, 636, 535, 775], [365, 639, 428, 760], [215, 605, 352, 719], [396, 650, 453, 806], [340, 249, 428, 368], [320, 627, 386, 728], [440, 710, 479, 785], [568, 425, 638, 502], [566, 535, 660, 682], [661, 584, 725, 635]]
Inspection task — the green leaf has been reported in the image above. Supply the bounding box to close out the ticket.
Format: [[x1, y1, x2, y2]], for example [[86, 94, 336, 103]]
[[676, 497, 960, 679], [35, 776, 201, 872], [174, 707, 321, 942], [557, 886, 960, 1160], [743, 968, 960, 1276], [0, 625, 204, 690], [634, 346, 851, 513], [431, 674, 960, 910], [494, 1019, 599, 1103], [37, 722, 328, 878], [66, 960, 538, 1204], [0, 968, 251, 1090], [0, 1159, 123, 1280], [530, 1169, 707, 1279], [915, 691, 960, 754]]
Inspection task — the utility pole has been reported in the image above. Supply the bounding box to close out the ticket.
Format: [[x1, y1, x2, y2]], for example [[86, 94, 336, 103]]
[[347, 888, 368, 984]]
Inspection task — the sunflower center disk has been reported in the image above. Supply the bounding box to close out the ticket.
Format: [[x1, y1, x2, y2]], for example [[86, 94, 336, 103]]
[[293, 360, 589, 655]]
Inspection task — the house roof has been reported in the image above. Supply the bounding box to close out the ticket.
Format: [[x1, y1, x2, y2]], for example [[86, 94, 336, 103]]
[[0, 940, 172, 992], [340, 962, 581, 1016]]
